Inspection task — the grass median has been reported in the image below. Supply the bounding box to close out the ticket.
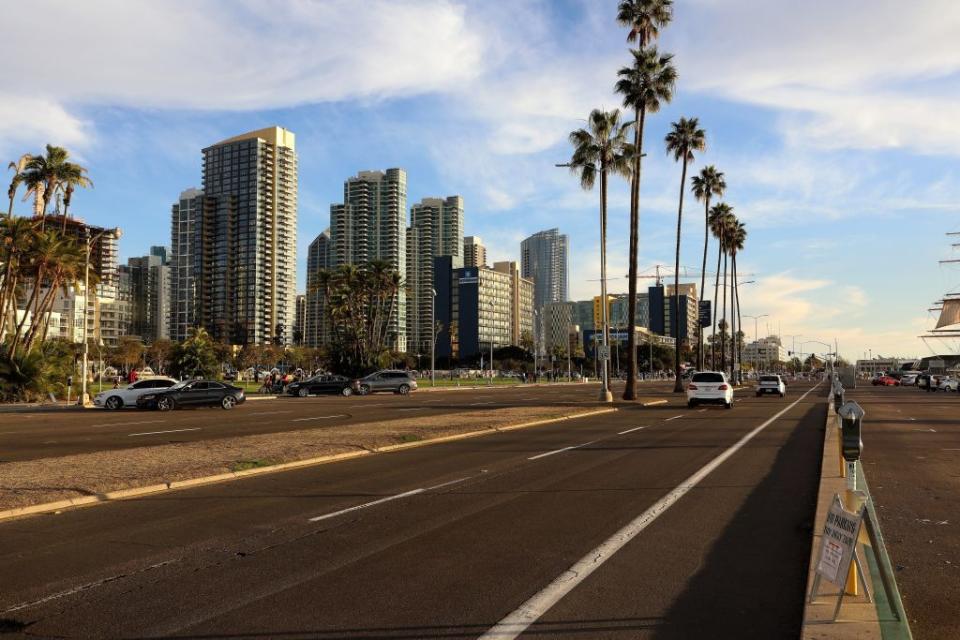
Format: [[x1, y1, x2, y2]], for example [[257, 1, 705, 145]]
[[0, 405, 608, 514]]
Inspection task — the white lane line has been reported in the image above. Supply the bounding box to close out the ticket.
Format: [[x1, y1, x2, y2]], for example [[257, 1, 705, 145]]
[[250, 410, 292, 416], [128, 428, 201, 437], [308, 488, 424, 522], [91, 419, 166, 429], [665, 415, 683, 421], [424, 476, 472, 491], [618, 426, 647, 435], [395, 408, 422, 412], [698, 409, 707, 413], [292, 414, 349, 422], [470, 401, 495, 406], [913, 428, 937, 433], [481, 382, 821, 640], [528, 439, 600, 461]]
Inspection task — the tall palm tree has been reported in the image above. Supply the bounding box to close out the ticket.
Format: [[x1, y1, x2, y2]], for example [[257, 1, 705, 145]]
[[615, 46, 676, 400], [708, 202, 732, 369], [7, 155, 31, 218], [18, 145, 91, 231], [729, 219, 747, 379], [691, 166, 725, 370], [616, 0, 673, 45], [664, 117, 706, 392], [568, 109, 633, 399]]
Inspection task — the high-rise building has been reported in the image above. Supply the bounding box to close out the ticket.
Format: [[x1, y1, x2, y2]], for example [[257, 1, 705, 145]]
[[304, 229, 332, 348], [126, 248, 170, 342], [169, 188, 204, 342], [464, 236, 487, 268], [329, 169, 407, 351], [294, 294, 306, 346], [172, 127, 298, 345], [649, 283, 699, 345], [543, 301, 574, 355], [407, 196, 464, 355], [492, 261, 533, 348], [521, 229, 569, 340]]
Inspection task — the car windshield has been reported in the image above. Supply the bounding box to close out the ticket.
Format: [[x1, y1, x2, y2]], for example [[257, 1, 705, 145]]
[[167, 380, 191, 391], [691, 372, 724, 383], [760, 376, 779, 383]]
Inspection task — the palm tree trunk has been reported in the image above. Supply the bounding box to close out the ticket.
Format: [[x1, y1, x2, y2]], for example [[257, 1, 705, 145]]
[[672, 158, 689, 393], [711, 234, 722, 370], [624, 105, 646, 401], [730, 256, 737, 381], [599, 163, 611, 396], [734, 253, 743, 378], [721, 249, 728, 374], [698, 197, 710, 370]]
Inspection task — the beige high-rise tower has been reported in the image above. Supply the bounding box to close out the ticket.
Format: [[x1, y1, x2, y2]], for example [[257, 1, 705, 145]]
[[193, 126, 298, 344]]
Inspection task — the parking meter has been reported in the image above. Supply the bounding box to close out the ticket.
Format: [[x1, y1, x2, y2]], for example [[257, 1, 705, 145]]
[[833, 384, 844, 414], [838, 401, 864, 462]]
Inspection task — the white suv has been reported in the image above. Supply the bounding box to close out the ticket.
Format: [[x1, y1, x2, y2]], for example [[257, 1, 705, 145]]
[[756, 374, 786, 398], [687, 371, 734, 409]]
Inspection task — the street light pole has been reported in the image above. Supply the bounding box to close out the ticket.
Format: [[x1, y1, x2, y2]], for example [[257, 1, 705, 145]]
[[488, 300, 494, 387], [79, 228, 112, 406], [431, 288, 436, 388], [742, 313, 769, 374]]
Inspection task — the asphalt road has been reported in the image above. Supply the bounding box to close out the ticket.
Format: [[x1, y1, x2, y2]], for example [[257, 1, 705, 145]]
[[0, 383, 653, 462], [847, 384, 960, 640], [0, 381, 826, 638]]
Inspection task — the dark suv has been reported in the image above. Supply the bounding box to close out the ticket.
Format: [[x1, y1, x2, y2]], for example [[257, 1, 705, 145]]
[[353, 370, 418, 396]]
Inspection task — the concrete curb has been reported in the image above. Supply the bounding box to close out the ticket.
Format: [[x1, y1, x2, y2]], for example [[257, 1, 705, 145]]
[[801, 394, 913, 639], [0, 407, 617, 524]]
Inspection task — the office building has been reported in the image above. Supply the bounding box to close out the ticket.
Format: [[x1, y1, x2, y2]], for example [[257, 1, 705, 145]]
[[294, 294, 306, 345], [464, 236, 487, 268], [172, 126, 298, 345], [743, 336, 788, 370], [492, 261, 534, 348], [407, 196, 464, 355], [125, 247, 170, 342], [330, 168, 407, 351], [610, 292, 650, 330], [648, 283, 699, 345], [304, 229, 332, 348], [169, 188, 204, 342], [543, 301, 575, 355], [521, 228, 569, 313]]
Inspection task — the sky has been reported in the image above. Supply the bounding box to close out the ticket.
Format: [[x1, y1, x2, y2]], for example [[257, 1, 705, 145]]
[[3, 0, 960, 361]]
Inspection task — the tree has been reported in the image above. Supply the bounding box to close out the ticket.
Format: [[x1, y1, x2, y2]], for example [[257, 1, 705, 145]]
[[17, 145, 91, 230], [171, 327, 218, 379], [7, 154, 31, 218], [616, 0, 673, 45], [691, 166, 725, 369], [615, 46, 676, 400], [665, 117, 706, 391], [708, 202, 733, 369], [146, 339, 173, 374], [567, 109, 633, 397], [115, 337, 144, 374], [728, 219, 747, 378]]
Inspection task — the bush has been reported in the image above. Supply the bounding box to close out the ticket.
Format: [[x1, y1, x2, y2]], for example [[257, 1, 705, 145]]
[[0, 339, 76, 402]]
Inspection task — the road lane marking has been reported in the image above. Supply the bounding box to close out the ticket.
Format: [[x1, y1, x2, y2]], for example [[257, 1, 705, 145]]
[[128, 428, 201, 437], [618, 426, 647, 435], [698, 409, 707, 413], [91, 419, 166, 429], [292, 414, 349, 422], [528, 439, 600, 461], [424, 476, 472, 491], [395, 408, 422, 412], [470, 401, 495, 406], [481, 381, 822, 640], [665, 415, 683, 421], [250, 410, 292, 416], [913, 428, 937, 432], [308, 488, 425, 522]]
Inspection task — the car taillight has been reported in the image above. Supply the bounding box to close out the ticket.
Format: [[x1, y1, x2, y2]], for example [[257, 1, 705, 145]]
[[718, 384, 729, 390], [688, 384, 698, 390]]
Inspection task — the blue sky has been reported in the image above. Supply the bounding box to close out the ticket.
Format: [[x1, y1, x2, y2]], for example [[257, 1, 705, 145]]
[[4, 0, 960, 360]]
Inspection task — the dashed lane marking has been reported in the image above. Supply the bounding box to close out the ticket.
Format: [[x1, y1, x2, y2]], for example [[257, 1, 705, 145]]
[[528, 439, 600, 461], [292, 414, 349, 422], [128, 428, 201, 437], [617, 426, 647, 435]]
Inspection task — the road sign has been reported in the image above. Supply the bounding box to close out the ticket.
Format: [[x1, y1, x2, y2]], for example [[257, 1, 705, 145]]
[[815, 495, 864, 586], [597, 345, 610, 361], [698, 300, 711, 328]]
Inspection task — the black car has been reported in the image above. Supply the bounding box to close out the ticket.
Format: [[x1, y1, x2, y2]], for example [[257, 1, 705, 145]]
[[286, 375, 353, 397], [136, 379, 246, 411]]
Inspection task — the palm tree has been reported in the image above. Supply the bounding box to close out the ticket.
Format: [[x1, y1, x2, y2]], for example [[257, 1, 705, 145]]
[[567, 109, 633, 400], [617, 0, 673, 45], [7, 154, 31, 218], [691, 166, 726, 370], [729, 219, 747, 379], [18, 145, 91, 231], [615, 46, 676, 400], [708, 202, 733, 369], [664, 117, 706, 391]]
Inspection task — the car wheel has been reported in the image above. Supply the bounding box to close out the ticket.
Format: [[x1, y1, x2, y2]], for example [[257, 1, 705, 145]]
[[104, 396, 123, 410], [157, 397, 174, 411], [687, 400, 696, 408], [398, 384, 410, 396], [359, 384, 371, 396], [341, 386, 353, 397], [780, 392, 785, 398], [298, 387, 309, 398], [222, 395, 237, 409], [725, 400, 733, 409], [755, 392, 761, 398]]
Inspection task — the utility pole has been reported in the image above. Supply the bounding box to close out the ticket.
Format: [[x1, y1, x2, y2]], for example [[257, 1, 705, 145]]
[[430, 288, 436, 388]]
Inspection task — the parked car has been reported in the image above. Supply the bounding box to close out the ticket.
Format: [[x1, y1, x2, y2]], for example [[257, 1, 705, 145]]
[[686, 371, 734, 409], [872, 375, 900, 386], [136, 379, 245, 411], [755, 374, 786, 398], [93, 377, 179, 410], [900, 373, 918, 386], [286, 375, 353, 397], [353, 370, 418, 395], [938, 377, 959, 392]]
